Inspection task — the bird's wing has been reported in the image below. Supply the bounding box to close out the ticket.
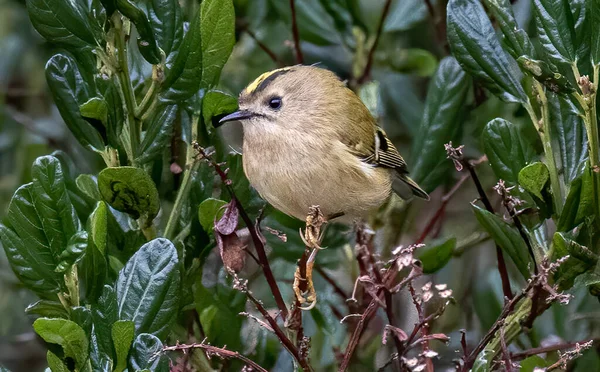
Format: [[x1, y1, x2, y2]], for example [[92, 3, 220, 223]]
[[346, 127, 408, 173]]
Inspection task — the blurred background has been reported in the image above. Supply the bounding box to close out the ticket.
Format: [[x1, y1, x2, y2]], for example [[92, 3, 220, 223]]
[[1, 0, 599, 370]]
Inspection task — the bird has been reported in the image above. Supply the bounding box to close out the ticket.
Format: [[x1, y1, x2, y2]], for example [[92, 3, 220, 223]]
[[217, 65, 428, 223]]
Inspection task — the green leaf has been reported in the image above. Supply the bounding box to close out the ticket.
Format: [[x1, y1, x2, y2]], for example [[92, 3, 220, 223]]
[[534, 0, 577, 64], [26, 0, 98, 48], [137, 105, 177, 164], [129, 333, 169, 372], [383, 48, 438, 77], [116, 0, 162, 64], [198, 198, 227, 233], [271, 0, 341, 46], [517, 56, 575, 93], [0, 156, 79, 296], [56, 230, 88, 273], [551, 230, 596, 288], [112, 320, 135, 372], [548, 92, 588, 185], [26, 300, 70, 319], [76, 174, 102, 202], [98, 167, 160, 220], [592, 0, 600, 66], [46, 350, 69, 372], [82, 202, 109, 302], [146, 0, 183, 66], [482, 118, 537, 185], [92, 285, 119, 362], [116, 238, 180, 338], [447, 0, 528, 103], [161, 6, 203, 102], [482, 0, 536, 59], [80, 97, 108, 126], [202, 90, 237, 132], [46, 53, 105, 152], [472, 204, 532, 278], [200, 0, 235, 87], [383, 0, 430, 32], [225, 154, 264, 215], [520, 355, 548, 371], [518, 162, 550, 200], [418, 237, 456, 274], [557, 168, 594, 231], [410, 57, 470, 192], [33, 318, 89, 370]]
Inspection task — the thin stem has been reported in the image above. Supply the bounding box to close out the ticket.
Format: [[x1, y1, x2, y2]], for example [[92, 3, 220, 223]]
[[588, 66, 600, 218], [356, 0, 393, 85], [162, 342, 268, 372], [289, 0, 304, 64], [135, 64, 161, 118], [511, 339, 595, 361], [245, 28, 284, 67]]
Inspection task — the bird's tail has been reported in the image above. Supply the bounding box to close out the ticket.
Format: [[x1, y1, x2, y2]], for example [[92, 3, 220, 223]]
[[392, 174, 430, 201]]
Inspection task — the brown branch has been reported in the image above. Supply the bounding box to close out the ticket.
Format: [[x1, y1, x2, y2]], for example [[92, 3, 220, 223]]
[[356, 0, 393, 85], [162, 342, 267, 372], [315, 265, 349, 301], [511, 340, 595, 361], [445, 143, 513, 300], [244, 28, 284, 67], [289, 0, 304, 64], [195, 145, 289, 320]]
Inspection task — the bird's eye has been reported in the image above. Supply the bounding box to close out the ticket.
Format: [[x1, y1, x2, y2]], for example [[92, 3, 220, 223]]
[[268, 97, 282, 110]]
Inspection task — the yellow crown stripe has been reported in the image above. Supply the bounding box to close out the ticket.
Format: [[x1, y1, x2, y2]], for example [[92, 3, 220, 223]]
[[244, 67, 292, 94]]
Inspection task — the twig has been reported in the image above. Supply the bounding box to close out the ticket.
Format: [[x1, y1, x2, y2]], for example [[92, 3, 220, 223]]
[[511, 339, 595, 361], [162, 342, 267, 372], [195, 144, 289, 320], [289, 0, 304, 64], [315, 265, 350, 301], [499, 327, 515, 372], [445, 143, 513, 300], [356, 0, 393, 85], [4, 105, 67, 150], [244, 28, 284, 67]]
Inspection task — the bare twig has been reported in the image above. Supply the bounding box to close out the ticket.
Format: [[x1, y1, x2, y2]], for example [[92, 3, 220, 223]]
[[194, 144, 289, 320], [162, 341, 268, 372], [445, 143, 513, 300], [244, 27, 284, 67], [315, 265, 350, 301], [289, 0, 304, 64], [511, 339, 596, 361], [356, 0, 393, 85], [546, 340, 594, 371]]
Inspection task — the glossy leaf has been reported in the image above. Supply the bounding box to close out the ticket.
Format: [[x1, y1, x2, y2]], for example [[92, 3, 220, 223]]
[[161, 6, 203, 102], [46, 351, 69, 372], [92, 285, 119, 362], [200, 0, 235, 87], [410, 57, 470, 192], [447, 0, 528, 103], [0, 156, 79, 296], [33, 318, 89, 370], [129, 333, 169, 372], [136, 105, 177, 164], [76, 174, 102, 202], [557, 168, 594, 231], [46, 54, 105, 152], [271, 0, 341, 46], [198, 198, 227, 233], [482, 118, 537, 185], [548, 92, 587, 185], [552, 231, 596, 289], [592, 0, 600, 66], [534, 0, 577, 64], [518, 162, 550, 200], [115, 0, 161, 64], [482, 0, 536, 59], [517, 56, 575, 93], [26, 0, 97, 48], [202, 90, 237, 132], [25, 300, 70, 319], [98, 167, 160, 220], [384, 0, 429, 32], [146, 0, 183, 67], [115, 238, 180, 338], [82, 202, 109, 302], [418, 237, 456, 274], [472, 204, 532, 278], [112, 320, 135, 372]]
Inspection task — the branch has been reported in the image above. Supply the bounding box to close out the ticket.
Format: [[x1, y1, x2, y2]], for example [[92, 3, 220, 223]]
[[194, 144, 289, 320], [244, 27, 284, 67], [356, 0, 393, 85], [162, 341, 267, 372], [511, 340, 596, 361], [289, 0, 304, 64], [445, 143, 513, 300]]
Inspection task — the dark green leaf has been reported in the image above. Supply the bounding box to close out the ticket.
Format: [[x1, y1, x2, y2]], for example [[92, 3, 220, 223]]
[[146, 0, 183, 66], [198, 198, 227, 233], [137, 105, 177, 164], [56, 230, 88, 273], [98, 167, 160, 220], [534, 0, 577, 64], [482, 0, 536, 59], [418, 238, 456, 274], [46, 54, 105, 152], [202, 90, 238, 132], [225, 154, 264, 215], [383, 48, 438, 77], [447, 0, 528, 103], [551, 230, 596, 288], [70, 306, 93, 337], [96, 79, 125, 151], [116, 238, 180, 338], [0, 156, 79, 296], [517, 56, 575, 93], [80, 97, 108, 126], [161, 7, 203, 102], [384, 0, 429, 32], [548, 92, 587, 185], [76, 174, 102, 202], [472, 204, 532, 278], [82, 202, 109, 302], [557, 168, 594, 231], [92, 285, 119, 362], [46, 351, 69, 372], [116, 0, 162, 64], [410, 57, 470, 192], [26, 0, 98, 48], [518, 162, 550, 200], [200, 0, 235, 87], [26, 300, 70, 319], [271, 0, 341, 46], [129, 333, 169, 372], [33, 318, 89, 370], [592, 0, 600, 66], [112, 320, 135, 372], [482, 118, 537, 185]]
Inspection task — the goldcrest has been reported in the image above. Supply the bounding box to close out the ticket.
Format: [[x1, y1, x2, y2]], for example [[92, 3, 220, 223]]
[[218, 66, 428, 222]]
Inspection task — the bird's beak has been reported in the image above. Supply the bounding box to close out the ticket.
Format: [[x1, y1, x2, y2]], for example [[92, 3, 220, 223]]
[[216, 110, 254, 127]]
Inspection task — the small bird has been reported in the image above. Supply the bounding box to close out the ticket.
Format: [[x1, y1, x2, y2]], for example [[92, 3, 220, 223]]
[[218, 66, 428, 222]]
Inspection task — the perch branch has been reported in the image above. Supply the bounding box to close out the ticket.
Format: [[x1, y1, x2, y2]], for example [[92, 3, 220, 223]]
[[162, 341, 267, 372]]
